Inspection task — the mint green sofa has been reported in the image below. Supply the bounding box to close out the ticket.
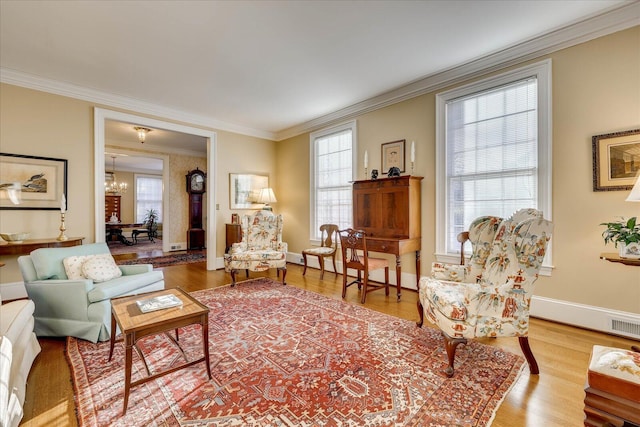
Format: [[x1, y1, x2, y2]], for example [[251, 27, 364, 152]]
[[18, 242, 164, 343]]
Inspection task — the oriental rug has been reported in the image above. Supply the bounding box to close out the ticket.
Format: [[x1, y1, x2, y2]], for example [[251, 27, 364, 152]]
[[108, 238, 163, 256], [114, 250, 206, 268], [66, 278, 524, 427]]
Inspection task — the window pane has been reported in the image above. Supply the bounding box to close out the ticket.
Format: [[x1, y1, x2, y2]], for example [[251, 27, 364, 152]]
[[445, 77, 538, 253], [311, 125, 354, 239], [136, 175, 163, 223]]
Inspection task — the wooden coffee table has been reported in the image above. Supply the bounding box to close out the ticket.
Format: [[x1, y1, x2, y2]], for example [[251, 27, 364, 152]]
[[108, 288, 212, 415]]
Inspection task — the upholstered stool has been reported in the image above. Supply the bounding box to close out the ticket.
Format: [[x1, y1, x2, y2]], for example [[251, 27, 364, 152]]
[[584, 345, 640, 427]]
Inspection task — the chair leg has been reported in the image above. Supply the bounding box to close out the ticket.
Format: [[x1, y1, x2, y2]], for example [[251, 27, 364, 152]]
[[331, 254, 338, 276], [443, 332, 467, 378], [319, 256, 325, 280], [278, 267, 287, 285], [360, 276, 367, 304], [416, 299, 424, 327], [302, 253, 308, 276], [230, 270, 238, 287], [384, 266, 390, 296], [342, 270, 348, 298], [518, 336, 539, 374]]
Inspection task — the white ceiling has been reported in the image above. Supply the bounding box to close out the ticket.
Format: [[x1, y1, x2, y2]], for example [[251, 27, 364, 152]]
[[1, 0, 637, 142]]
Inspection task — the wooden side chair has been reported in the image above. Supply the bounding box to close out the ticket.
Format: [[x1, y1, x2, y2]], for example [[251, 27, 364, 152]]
[[302, 224, 339, 279], [339, 228, 389, 304]]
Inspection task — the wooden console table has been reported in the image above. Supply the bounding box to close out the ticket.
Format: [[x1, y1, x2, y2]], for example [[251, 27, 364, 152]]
[[600, 252, 640, 266], [0, 237, 84, 256]]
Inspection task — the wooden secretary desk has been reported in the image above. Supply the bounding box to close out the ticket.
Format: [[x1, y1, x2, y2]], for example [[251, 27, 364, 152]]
[[352, 175, 423, 300]]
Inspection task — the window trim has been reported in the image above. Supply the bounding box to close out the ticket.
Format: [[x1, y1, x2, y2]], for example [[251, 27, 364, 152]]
[[435, 60, 553, 272], [309, 120, 357, 243]]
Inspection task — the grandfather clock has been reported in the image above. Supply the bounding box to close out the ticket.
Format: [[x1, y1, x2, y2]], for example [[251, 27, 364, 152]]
[[186, 168, 206, 250]]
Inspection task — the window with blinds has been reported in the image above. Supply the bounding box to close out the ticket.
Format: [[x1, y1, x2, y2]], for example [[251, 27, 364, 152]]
[[436, 61, 552, 258], [135, 175, 163, 223], [310, 122, 356, 241]]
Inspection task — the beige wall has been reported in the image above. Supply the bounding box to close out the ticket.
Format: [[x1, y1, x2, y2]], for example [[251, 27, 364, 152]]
[[1, 27, 638, 315], [0, 85, 275, 283], [278, 26, 640, 314]]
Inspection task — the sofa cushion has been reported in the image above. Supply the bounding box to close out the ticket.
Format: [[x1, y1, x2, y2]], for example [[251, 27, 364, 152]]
[[81, 255, 122, 283], [30, 243, 110, 280], [86, 270, 164, 303]]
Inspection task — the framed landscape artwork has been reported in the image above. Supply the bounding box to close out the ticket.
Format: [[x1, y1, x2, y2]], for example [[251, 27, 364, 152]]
[[229, 173, 268, 209], [592, 129, 640, 191], [0, 153, 68, 210]]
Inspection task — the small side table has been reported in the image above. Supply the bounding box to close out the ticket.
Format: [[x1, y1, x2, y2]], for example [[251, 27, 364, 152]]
[[225, 223, 242, 253], [600, 252, 640, 266], [108, 288, 212, 415]]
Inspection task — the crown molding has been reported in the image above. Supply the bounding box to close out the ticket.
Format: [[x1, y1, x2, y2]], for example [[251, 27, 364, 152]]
[[1, 2, 637, 142], [274, 1, 640, 141], [0, 68, 277, 141]]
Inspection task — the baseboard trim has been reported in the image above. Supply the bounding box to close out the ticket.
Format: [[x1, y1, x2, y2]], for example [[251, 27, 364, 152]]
[[531, 296, 640, 339]]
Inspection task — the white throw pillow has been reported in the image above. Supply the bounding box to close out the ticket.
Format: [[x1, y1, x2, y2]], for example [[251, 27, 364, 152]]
[[81, 254, 122, 283], [63, 255, 92, 280]]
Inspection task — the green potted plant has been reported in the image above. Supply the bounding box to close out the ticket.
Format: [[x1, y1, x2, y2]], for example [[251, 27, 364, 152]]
[[600, 216, 640, 258]]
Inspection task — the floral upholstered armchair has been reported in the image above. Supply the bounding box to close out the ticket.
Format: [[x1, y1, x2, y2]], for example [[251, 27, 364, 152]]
[[224, 210, 287, 286], [417, 208, 553, 377]]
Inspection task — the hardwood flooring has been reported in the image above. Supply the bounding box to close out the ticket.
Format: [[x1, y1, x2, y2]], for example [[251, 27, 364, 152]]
[[20, 262, 638, 426]]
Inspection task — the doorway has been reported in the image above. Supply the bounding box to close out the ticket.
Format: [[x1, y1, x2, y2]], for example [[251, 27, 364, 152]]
[[94, 108, 217, 270]]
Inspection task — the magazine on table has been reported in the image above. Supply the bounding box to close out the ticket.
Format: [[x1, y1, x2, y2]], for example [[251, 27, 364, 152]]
[[136, 294, 183, 313]]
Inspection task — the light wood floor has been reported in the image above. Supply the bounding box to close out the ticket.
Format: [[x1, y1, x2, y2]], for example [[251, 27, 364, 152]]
[[21, 262, 638, 427]]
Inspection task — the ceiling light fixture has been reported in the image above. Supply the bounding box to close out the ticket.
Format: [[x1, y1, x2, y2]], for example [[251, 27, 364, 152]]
[[134, 126, 152, 143], [105, 155, 128, 194]]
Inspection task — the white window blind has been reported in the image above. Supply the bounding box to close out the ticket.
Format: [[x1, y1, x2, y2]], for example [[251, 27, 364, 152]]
[[135, 175, 163, 223], [436, 60, 552, 261], [310, 122, 355, 240]]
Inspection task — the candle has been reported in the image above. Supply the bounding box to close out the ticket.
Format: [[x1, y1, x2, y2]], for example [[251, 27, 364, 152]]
[[364, 150, 368, 168], [60, 193, 66, 213], [411, 141, 415, 162]]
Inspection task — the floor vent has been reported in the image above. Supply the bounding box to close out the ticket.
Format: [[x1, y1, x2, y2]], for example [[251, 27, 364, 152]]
[[610, 317, 640, 339]]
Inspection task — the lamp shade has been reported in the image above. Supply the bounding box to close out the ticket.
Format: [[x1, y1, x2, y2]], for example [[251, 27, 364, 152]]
[[626, 173, 640, 202], [257, 188, 277, 210], [0, 182, 22, 205]]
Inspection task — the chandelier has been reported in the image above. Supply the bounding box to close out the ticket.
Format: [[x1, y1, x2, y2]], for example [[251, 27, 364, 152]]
[[105, 155, 128, 194], [134, 126, 152, 143]]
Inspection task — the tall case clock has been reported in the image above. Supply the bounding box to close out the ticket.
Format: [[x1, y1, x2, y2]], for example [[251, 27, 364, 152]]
[[186, 168, 206, 250]]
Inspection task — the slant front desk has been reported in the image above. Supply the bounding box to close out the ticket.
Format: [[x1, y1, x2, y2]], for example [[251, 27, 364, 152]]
[[352, 175, 423, 300]]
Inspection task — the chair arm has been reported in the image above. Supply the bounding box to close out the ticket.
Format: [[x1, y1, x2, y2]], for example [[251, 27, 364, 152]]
[[119, 264, 153, 275], [24, 279, 95, 320], [431, 262, 467, 282], [276, 242, 288, 253]]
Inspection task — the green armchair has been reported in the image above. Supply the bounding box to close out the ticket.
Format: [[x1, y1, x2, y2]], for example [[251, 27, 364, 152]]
[[18, 242, 164, 343]]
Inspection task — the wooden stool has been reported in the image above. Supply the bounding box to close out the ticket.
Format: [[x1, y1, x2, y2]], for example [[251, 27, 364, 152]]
[[584, 345, 640, 427]]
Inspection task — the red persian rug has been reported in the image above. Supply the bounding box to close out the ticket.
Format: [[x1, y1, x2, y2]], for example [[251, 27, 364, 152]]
[[66, 278, 524, 426]]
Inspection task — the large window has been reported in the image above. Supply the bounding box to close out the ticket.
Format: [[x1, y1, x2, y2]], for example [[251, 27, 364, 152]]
[[310, 121, 356, 241], [436, 60, 552, 261], [135, 174, 163, 223]]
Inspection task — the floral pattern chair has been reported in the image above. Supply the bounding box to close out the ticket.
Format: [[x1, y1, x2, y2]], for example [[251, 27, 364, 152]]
[[224, 210, 287, 286], [417, 208, 553, 377]]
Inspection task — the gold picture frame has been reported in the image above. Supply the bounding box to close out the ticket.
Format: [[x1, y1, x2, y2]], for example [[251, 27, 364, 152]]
[[592, 129, 640, 191], [229, 173, 268, 209], [381, 139, 405, 173]]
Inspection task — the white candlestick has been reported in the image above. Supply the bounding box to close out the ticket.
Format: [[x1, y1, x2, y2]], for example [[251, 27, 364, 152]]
[[60, 193, 66, 213], [364, 150, 368, 168], [411, 141, 415, 163]]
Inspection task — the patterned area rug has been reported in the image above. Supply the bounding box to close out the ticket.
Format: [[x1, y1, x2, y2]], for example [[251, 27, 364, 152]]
[[114, 250, 206, 268], [66, 278, 524, 426], [108, 238, 163, 256]]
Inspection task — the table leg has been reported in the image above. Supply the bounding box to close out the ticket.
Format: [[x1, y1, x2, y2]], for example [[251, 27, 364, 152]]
[[122, 334, 133, 415], [108, 312, 116, 361], [202, 314, 212, 379], [395, 255, 402, 301]]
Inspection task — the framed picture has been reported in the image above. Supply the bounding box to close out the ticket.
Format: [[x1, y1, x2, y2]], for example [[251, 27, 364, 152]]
[[381, 139, 406, 173], [0, 153, 68, 210], [592, 129, 640, 191], [229, 173, 268, 209]]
